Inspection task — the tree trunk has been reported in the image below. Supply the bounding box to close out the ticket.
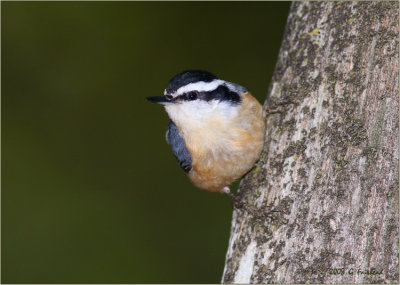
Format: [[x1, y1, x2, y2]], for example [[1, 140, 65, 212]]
[[222, 1, 398, 284]]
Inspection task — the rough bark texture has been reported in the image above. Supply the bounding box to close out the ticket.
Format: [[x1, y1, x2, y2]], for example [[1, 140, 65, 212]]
[[222, 2, 398, 284]]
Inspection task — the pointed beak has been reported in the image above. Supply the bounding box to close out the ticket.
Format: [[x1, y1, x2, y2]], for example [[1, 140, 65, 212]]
[[146, 96, 174, 105]]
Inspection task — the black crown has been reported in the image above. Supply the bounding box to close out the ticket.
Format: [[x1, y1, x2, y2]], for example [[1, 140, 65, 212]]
[[165, 70, 217, 94]]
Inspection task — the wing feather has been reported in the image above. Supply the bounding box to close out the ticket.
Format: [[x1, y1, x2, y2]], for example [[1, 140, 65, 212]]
[[166, 120, 192, 172]]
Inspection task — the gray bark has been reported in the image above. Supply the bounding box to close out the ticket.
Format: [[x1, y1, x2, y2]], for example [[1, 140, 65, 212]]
[[222, 1, 398, 284]]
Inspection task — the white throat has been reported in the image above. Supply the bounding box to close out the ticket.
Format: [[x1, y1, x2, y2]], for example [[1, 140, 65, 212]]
[[164, 100, 238, 132]]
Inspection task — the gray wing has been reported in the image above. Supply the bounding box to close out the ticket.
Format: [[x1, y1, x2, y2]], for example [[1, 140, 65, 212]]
[[166, 120, 192, 173]]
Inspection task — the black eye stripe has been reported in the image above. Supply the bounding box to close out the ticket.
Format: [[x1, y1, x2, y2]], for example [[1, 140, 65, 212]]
[[187, 91, 197, 100], [173, 92, 197, 101], [204, 85, 241, 104], [173, 86, 241, 104]]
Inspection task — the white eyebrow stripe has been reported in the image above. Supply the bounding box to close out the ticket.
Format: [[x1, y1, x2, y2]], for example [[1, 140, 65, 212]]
[[171, 79, 226, 97]]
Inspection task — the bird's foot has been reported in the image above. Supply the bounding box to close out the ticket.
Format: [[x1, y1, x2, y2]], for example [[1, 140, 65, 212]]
[[221, 187, 282, 219]]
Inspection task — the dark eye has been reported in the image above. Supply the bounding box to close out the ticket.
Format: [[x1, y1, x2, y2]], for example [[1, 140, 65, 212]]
[[165, 95, 173, 100], [187, 91, 197, 100]]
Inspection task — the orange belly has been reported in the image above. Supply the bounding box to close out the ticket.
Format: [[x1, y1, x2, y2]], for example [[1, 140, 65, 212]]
[[188, 141, 263, 192], [186, 92, 265, 192]]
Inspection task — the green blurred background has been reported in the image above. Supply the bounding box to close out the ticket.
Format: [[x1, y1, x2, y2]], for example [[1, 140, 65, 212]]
[[2, 2, 289, 283]]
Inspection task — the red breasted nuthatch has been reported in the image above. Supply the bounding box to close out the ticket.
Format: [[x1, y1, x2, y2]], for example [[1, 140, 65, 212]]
[[147, 70, 265, 196]]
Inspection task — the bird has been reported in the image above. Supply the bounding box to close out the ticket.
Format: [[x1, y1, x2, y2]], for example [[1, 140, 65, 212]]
[[147, 70, 265, 198]]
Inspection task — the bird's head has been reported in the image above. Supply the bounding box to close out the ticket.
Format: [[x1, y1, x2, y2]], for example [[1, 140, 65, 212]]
[[147, 70, 248, 129]]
